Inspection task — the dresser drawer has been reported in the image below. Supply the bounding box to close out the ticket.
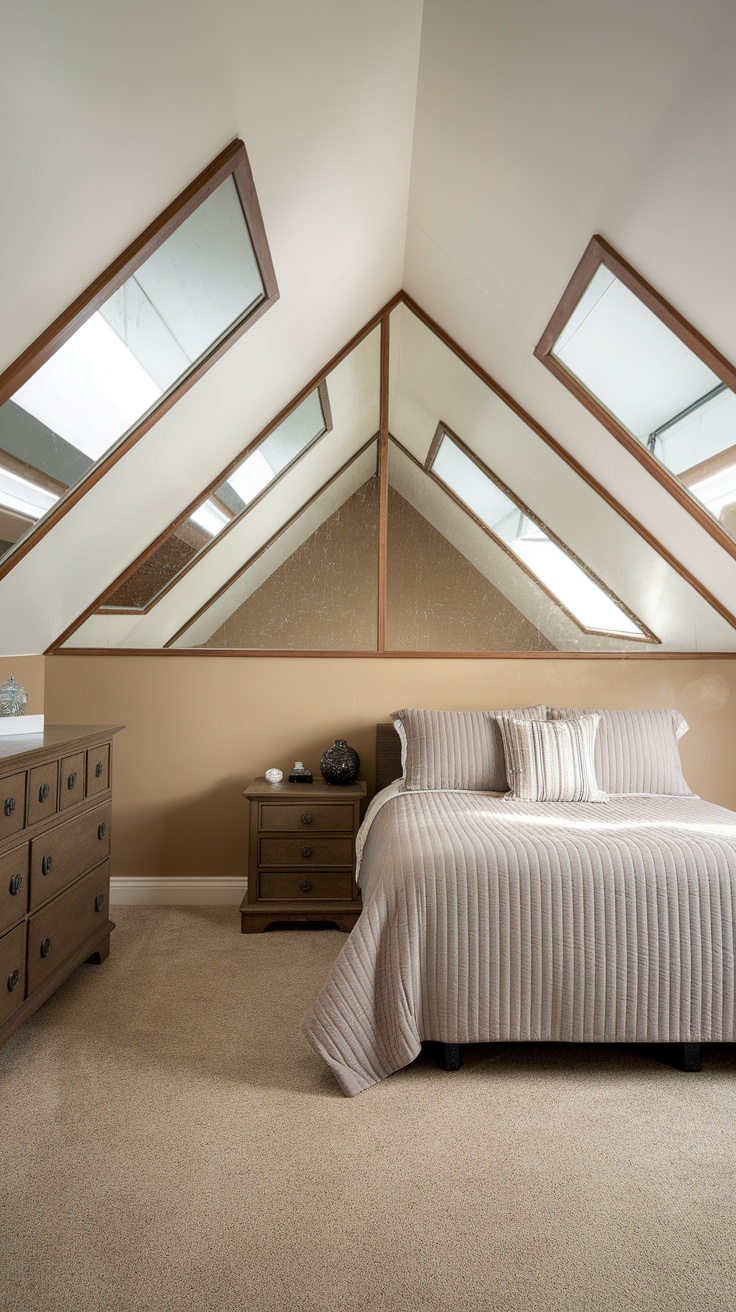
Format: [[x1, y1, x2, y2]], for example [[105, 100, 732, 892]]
[[29, 802, 111, 910], [0, 771, 27, 841], [258, 870, 354, 901], [86, 744, 111, 796], [258, 802, 354, 833], [259, 836, 353, 867], [0, 843, 29, 934], [28, 761, 60, 826], [59, 752, 86, 811], [0, 922, 26, 1024], [27, 861, 110, 995]]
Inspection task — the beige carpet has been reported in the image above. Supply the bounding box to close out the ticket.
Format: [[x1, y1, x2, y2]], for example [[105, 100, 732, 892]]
[[1, 907, 735, 1312]]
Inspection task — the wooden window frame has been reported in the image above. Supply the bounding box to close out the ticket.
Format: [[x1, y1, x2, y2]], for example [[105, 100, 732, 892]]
[[165, 436, 380, 649], [534, 233, 736, 561], [51, 292, 736, 658], [0, 138, 278, 583], [96, 379, 332, 615], [423, 424, 658, 644]]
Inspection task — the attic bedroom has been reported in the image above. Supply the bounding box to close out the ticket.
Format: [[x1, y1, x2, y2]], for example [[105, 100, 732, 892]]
[[2, 1, 736, 1309]]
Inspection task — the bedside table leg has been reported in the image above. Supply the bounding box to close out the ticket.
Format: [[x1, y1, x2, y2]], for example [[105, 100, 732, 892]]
[[240, 913, 279, 934]]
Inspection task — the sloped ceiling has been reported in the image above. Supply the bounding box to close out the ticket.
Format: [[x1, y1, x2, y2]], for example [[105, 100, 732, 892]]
[[2, 0, 736, 654]]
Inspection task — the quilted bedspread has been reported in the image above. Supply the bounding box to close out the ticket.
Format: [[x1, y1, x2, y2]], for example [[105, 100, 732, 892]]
[[303, 787, 736, 1095]]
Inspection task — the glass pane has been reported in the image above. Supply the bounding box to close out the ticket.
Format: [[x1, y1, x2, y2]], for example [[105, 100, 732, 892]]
[[431, 433, 646, 638], [173, 442, 379, 650], [550, 265, 736, 536], [386, 442, 556, 651], [102, 386, 329, 611], [0, 174, 266, 562]]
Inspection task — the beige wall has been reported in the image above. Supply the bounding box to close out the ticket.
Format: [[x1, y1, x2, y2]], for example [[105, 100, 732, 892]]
[[45, 654, 736, 881], [203, 480, 552, 653], [386, 488, 554, 651]]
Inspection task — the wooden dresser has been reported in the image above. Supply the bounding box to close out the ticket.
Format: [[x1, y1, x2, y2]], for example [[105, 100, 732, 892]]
[[241, 777, 366, 932], [0, 724, 123, 1051]]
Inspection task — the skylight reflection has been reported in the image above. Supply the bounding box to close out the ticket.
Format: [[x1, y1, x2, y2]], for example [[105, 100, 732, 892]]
[[12, 313, 162, 459], [0, 468, 58, 519], [189, 499, 230, 537], [227, 449, 276, 504], [431, 432, 647, 638]]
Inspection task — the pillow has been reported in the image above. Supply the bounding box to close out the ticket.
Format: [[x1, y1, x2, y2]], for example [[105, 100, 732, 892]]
[[390, 706, 547, 792], [547, 707, 694, 796], [498, 714, 608, 803]]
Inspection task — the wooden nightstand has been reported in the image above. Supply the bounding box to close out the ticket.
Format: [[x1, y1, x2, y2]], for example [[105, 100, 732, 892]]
[[240, 777, 367, 933]]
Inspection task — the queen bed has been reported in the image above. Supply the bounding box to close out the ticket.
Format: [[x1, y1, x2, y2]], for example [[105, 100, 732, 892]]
[[303, 708, 736, 1096]]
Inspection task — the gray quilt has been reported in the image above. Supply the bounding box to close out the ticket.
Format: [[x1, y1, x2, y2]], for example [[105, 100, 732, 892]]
[[303, 787, 736, 1095]]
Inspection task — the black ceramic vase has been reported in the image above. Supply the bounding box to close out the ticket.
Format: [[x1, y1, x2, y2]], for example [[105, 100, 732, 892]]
[[319, 739, 360, 785]]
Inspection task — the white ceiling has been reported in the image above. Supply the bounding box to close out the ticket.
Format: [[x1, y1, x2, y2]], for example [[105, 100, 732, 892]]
[[2, 0, 736, 654]]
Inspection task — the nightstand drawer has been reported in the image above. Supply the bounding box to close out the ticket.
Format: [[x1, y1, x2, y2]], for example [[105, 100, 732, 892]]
[[258, 870, 354, 901], [259, 836, 353, 867], [258, 802, 354, 833]]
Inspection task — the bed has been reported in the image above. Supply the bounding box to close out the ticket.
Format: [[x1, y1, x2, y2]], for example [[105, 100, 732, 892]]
[[303, 712, 736, 1096]]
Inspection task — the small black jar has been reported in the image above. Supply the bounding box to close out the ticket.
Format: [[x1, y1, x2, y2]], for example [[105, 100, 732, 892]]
[[319, 739, 360, 785]]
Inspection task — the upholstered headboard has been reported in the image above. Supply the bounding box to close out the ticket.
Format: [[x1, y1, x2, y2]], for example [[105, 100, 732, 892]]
[[375, 723, 402, 793]]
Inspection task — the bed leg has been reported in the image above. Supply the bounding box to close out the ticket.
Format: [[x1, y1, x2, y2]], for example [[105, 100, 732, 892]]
[[681, 1043, 701, 1072], [439, 1043, 461, 1072]]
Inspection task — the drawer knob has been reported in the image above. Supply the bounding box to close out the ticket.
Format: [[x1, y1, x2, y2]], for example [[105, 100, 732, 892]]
[[301, 845, 313, 858], [3, 797, 16, 817], [95, 761, 103, 779], [40, 936, 52, 959], [9, 873, 22, 896], [39, 782, 50, 803], [41, 855, 53, 876], [301, 811, 313, 825], [299, 880, 312, 893], [98, 822, 108, 840], [94, 892, 105, 912], [7, 968, 20, 993], [67, 771, 77, 791]]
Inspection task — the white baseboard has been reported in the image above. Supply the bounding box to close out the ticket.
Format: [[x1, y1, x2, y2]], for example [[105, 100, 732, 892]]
[[110, 876, 247, 906]]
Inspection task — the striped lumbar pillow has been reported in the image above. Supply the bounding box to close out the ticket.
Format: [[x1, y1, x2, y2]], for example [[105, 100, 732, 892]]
[[498, 714, 608, 803]]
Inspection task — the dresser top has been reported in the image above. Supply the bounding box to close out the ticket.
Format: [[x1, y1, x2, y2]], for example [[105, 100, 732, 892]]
[[244, 776, 367, 801], [0, 724, 123, 771]]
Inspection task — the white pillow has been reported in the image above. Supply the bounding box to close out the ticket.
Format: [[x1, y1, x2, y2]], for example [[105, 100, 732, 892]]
[[498, 714, 608, 803]]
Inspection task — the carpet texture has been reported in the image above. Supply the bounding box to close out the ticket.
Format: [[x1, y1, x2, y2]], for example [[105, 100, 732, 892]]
[[1, 906, 735, 1312]]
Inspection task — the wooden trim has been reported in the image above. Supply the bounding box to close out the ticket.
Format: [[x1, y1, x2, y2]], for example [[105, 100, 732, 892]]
[[53, 648, 736, 660], [0, 138, 279, 585], [679, 442, 736, 489], [317, 377, 333, 434], [51, 288, 736, 658], [377, 314, 390, 651], [96, 381, 333, 615], [163, 435, 380, 648], [399, 292, 736, 632], [424, 421, 446, 470], [425, 423, 659, 644], [0, 449, 67, 498], [46, 302, 396, 651], [533, 233, 736, 563]]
